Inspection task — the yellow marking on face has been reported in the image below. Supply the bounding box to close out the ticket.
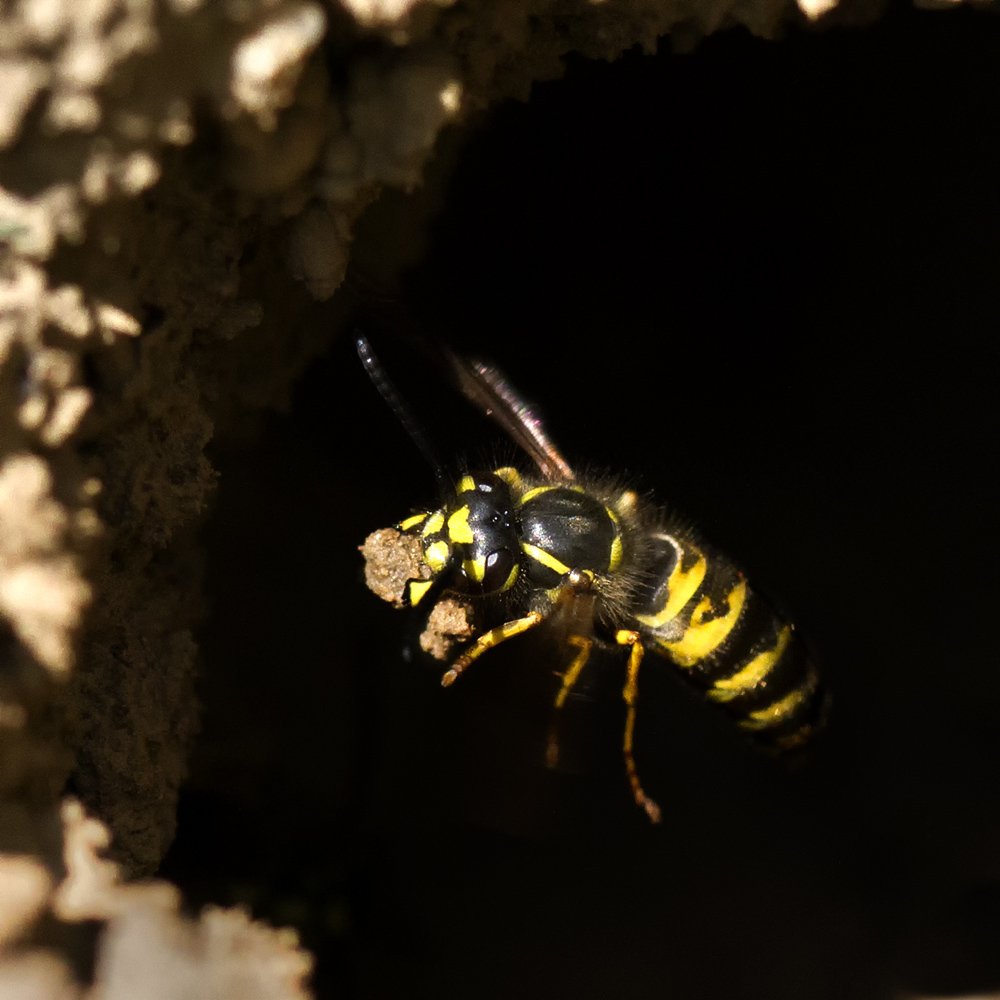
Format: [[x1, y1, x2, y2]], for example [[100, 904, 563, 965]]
[[502, 562, 519, 591], [447, 506, 473, 544], [521, 542, 571, 577], [708, 625, 792, 703], [738, 678, 813, 731], [520, 485, 556, 504], [457, 475, 477, 493], [663, 578, 747, 668], [634, 550, 707, 630], [424, 540, 450, 573], [399, 513, 428, 531], [422, 511, 444, 537], [494, 467, 522, 491], [463, 556, 485, 582], [408, 580, 433, 605]]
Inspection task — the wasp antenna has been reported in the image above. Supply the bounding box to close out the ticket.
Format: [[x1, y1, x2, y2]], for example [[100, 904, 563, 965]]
[[356, 333, 452, 501]]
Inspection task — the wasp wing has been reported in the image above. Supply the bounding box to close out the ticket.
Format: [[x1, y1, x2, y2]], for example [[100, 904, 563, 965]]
[[447, 354, 575, 482], [346, 267, 574, 480]]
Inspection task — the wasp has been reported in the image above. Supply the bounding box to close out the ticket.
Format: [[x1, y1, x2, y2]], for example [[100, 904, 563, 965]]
[[358, 334, 826, 822]]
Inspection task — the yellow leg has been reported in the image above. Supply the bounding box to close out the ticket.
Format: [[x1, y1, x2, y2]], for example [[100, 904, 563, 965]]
[[617, 630, 661, 824], [546, 635, 593, 767], [441, 611, 544, 686]]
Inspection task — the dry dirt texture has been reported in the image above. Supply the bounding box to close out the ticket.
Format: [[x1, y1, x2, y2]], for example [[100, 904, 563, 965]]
[[0, 0, 911, 993]]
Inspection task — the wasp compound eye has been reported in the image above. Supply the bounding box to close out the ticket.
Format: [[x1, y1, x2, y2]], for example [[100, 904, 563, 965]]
[[481, 548, 516, 593]]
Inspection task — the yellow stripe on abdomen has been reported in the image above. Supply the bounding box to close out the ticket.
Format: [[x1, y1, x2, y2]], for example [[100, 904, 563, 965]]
[[661, 579, 747, 668], [738, 671, 817, 731], [634, 550, 707, 630], [708, 625, 792, 703]]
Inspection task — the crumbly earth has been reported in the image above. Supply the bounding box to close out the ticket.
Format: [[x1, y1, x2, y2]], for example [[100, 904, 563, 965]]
[[360, 528, 428, 607], [420, 596, 476, 661], [0, 800, 312, 999], [360, 528, 474, 659]]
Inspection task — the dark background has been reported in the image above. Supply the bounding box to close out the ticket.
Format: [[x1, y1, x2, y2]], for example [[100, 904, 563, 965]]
[[162, 4, 1000, 998]]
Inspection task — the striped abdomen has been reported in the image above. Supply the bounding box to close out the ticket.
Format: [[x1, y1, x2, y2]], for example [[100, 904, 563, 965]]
[[633, 531, 824, 750]]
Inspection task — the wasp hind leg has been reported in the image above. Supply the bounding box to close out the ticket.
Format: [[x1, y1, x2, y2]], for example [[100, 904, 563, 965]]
[[617, 630, 661, 824], [440, 611, 545, 686]]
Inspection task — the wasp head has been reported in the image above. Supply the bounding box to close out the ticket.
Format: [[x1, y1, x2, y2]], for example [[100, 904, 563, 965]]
[[363, 470, 522, 612]]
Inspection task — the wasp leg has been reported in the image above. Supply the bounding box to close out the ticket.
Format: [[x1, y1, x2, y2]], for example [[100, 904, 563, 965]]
[[617, 630, 661, 824], [546, 635, 593, 767], [441, 611, 545, 686]]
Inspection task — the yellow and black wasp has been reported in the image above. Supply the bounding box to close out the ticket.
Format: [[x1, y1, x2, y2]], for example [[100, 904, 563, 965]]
[[358, 333, 826, 822]]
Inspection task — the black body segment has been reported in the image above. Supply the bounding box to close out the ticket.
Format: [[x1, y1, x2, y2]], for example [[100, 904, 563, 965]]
[[519, 486, 623, 588]]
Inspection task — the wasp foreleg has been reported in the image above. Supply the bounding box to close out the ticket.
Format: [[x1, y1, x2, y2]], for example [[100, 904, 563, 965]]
[[441, 611, 545, 686]]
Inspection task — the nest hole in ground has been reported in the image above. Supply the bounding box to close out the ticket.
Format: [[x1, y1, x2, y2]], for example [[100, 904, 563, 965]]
[[160, 7, 1000, 998]]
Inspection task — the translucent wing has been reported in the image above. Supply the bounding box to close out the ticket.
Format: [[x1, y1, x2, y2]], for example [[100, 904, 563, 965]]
[[446, 353, 575, 482], [347, 267, 574, 480]]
